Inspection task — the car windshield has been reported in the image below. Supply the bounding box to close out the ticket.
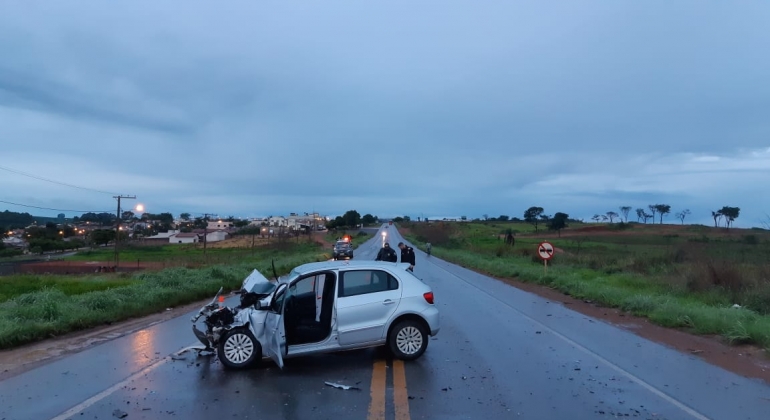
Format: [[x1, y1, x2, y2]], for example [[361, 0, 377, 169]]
[[279, 269, 301, 284], [335, 242, 350, 248]]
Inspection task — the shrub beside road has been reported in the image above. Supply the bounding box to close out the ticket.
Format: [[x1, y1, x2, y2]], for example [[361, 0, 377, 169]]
[[404, 221, 770, 352]]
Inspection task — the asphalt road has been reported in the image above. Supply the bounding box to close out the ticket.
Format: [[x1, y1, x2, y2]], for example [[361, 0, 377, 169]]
[[1, 225, 769, 420]]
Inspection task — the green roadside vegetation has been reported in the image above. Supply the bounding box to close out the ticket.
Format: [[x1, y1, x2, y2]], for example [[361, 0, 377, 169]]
[[65, 243, 255, 263], [0, 241, 333, 349], [403, 221, 770, 352]]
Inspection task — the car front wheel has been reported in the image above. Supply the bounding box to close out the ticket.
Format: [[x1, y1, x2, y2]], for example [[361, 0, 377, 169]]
[[218, 328, 261, 369], [388, 320, 428, 360]]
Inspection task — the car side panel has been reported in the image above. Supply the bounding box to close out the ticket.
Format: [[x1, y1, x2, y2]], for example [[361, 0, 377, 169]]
[[336, 288, 402, 345], [381, 296, 440, 338], [381, 267, 440, 337]]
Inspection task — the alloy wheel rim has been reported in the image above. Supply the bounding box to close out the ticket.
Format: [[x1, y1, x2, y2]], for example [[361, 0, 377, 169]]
[[224, 333, 254, 363], [396, 326, 423, 355]]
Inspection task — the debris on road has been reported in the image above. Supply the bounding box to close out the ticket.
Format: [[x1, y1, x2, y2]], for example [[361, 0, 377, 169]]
[[174, 345, 212, 357], [325, 381, 361, 391], [112, 409, 128, 418]]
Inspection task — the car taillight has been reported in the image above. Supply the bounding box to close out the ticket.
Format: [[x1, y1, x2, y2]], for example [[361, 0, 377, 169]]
[[423, 292, 434, 304]]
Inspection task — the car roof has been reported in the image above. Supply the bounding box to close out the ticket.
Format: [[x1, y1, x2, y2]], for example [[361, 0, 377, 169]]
[[292, 260, 410, 275]]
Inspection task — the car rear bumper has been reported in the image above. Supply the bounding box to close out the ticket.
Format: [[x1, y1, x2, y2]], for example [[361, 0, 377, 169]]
[[420, 306, 440, 336]]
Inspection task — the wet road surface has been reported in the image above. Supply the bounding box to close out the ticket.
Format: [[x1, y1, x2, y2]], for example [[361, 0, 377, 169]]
[[1, 225, 769, 420]]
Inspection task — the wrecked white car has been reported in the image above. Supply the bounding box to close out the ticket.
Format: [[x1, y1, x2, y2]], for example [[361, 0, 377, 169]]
[[191, 260, 440, 369]]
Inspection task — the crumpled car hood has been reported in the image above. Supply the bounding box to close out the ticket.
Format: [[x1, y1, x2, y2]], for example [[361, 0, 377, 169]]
[[241, 269, 278, 295]]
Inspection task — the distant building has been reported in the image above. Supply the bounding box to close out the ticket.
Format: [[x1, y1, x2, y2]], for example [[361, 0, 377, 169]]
[[204, 230, 229, 242], [170, 232, 199, 244], [249, 218, 268, 226], [137, 230, 181, 245], [207, 220, 234, 230], [2, 236, 27, 249], [184, 229, 231, 243]]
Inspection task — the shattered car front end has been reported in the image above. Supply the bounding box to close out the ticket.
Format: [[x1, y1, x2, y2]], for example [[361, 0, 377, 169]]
[[191, 269, 278, 351]]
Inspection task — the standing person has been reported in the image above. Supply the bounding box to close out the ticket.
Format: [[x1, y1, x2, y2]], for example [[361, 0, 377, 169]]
[[426, 242, 432, 256], [375, 242, 398, 262], [398, 242, 416, 272]]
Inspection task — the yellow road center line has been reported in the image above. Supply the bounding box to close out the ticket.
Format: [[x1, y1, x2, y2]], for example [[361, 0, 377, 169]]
[[367, 360, 387, 420], [393, 359, 411, 420]]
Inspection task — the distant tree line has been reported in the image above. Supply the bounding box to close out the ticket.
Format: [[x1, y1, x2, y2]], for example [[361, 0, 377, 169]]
[[325, 210, 378, 229], [520, 207, 572, 236], [399, 202, 748, 236], [0, 210, 35, 230], [588, 204, 741, 229], [73, 212, 116, 226]]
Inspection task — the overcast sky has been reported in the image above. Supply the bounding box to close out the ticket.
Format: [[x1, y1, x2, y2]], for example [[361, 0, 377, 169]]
[[1, 1, 768, 226]]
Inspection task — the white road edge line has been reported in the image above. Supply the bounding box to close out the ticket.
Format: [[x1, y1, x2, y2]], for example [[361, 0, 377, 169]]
[[49, 342, 200, 420], [421, 244, 712, 420]]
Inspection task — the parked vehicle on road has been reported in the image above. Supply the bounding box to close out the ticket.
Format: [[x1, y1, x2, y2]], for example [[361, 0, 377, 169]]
[[332, 240, 354, 260], [191, 260, 440, 370]]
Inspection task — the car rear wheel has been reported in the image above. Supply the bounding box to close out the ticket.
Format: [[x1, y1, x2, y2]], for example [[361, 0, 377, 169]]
[[388, 319, 428, 360], [218, 328, 261, 369]]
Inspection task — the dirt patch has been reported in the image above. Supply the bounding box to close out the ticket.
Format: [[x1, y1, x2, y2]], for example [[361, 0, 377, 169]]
[[205, 235, 272, 249], [488, 274, 770, 384], [9, 260, 178, 275], [312, 232, 335, 248], [0, 296, 216, 381]]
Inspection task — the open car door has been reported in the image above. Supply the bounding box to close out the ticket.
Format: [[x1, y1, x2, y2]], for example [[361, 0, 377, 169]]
[[265, 283, 288, 369]]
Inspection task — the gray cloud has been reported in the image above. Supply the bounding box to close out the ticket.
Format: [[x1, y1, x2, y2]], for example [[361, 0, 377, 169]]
[[1, 1, 769, 226]]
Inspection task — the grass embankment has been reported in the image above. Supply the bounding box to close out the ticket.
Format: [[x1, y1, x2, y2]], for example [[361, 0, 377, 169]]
[[0, 242, 331, 349], [66, 243, 264, 263], [404, 221, 770, 351]]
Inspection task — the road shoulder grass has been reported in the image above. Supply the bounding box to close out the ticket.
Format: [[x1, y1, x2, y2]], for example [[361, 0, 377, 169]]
[[0, 242, 330, 349], [404, 232, 770, 354]]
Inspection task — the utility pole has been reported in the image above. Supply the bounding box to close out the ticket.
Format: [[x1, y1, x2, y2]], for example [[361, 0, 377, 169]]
[[202, 213, 217, 259], [114, 195, 136, 269]]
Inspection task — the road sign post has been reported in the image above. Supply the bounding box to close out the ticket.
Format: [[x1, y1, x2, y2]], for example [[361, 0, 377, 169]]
[[537, 241, 555, 275]]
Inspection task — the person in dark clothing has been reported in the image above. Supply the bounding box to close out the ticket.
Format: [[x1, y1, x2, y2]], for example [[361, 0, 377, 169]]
[[375, 242, 398, 262], [398, 242, 416, 271]]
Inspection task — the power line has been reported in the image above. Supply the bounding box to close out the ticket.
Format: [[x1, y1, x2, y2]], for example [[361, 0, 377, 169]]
[[0, 164, 120, 195], [0, 199, 112, 213]]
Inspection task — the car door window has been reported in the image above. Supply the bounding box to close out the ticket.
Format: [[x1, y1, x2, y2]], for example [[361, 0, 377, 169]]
[[388, 274, 399, 290], [339, 270, 398, 297], [290, 275, 317, 296]]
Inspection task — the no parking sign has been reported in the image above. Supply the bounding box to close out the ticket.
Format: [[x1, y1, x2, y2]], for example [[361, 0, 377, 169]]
[[537, 241, 554, 260], [537, 241, 554, 274]]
